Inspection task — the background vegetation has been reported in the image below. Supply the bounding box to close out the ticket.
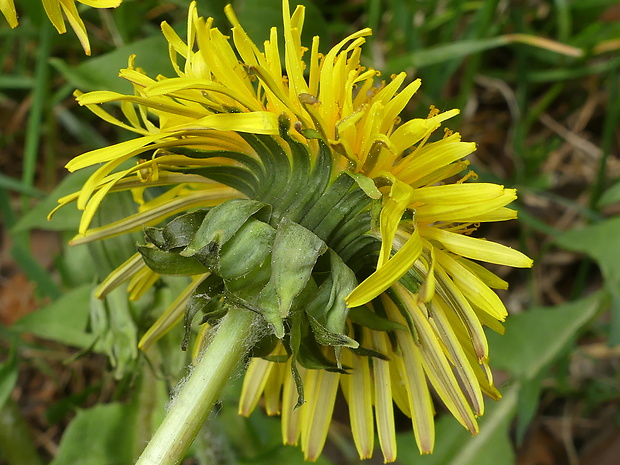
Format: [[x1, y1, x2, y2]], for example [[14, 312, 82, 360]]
[[1, 0, 619, 464]]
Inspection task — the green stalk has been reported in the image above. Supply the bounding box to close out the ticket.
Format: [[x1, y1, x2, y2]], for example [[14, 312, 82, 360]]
[[135, 307, 257, 465]]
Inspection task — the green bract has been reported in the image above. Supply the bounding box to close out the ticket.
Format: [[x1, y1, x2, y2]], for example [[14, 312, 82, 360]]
[[137, 127, 396, 403]]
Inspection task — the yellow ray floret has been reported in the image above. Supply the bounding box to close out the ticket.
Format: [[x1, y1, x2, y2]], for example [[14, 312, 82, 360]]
[[1, 0, 122, 55]]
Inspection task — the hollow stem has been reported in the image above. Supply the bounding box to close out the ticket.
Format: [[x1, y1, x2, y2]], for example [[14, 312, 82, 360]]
[[135, 307, 257, 465]]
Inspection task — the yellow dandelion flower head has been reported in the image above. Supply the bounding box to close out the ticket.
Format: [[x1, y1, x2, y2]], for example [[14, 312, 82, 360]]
[[55, 0, 533, 462], [1, 0, 122, 55]]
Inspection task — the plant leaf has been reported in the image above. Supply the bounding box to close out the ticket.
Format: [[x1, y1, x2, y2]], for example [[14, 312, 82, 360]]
[[488, 292, 603, 380], [10, 285, 95, 348], [13, 167, 97, 232], [396, 385, 518, 465], [0, 342, 18, 410], [50, 403, 137, 465], [598, 180, 620, 208], [556, 219, 620, 343], [50, 36, 174, 94]]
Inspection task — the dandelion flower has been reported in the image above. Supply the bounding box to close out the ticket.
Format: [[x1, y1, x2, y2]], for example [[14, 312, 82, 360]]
[[56, 0, 532, 462], [1, 0, 122, 55]]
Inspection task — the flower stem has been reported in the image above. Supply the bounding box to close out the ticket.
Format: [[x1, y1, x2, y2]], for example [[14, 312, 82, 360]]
[[135, 307, 257, 465]]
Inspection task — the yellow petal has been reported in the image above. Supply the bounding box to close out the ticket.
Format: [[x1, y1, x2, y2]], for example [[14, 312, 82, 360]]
[[440, 304, 502, 399], [383, 296, 435, 454], [138, 274, 208, 351], [433, 264, 489, 360], [59, 0, 91, 55], [390, 109, 459, 155], [390, 118, 438, 155], [430, 297, 484, 416], [121, 62, 155, 83], [300, 366, 340, 460], [388, 352, 412, 418], [409, 159, 470, 190], [378, 177, 414, 267], [126, 265, 159, 301], [371, 71, 406, 108], [177, 111, 280, 135], [161, 21, 187, 62], [144, 78, 263, 112], [358, 102, 386, 169], [370, 329, 397, 462], [265, 27, 284, 94], [454, 207, 518, 223], [346, 227, 422, 308], [95, 252, 144, 299], [48, 190, 79, 221], [396, 138, 476, 185], [380, 77, 421, 134], [66, 134, 163, 172], [282, 1, 309, 100], [319, 28, 372, 130], [42, 0, 65, 33], [336, 109, 365, 137], [199, 28, 257, 103], [342, 349, 374, 459], [1, 0, 18, 28], [78, 171, 126, 233], [282, 360, 304, 445], [225, 5, 262, 67], [420, 225, 533, 268], [394, 284, 479, 434], [411, 183, 505, 204], [72, 187, 240, 244], [415, 191, 517, 224], [435, 248, 508, 321], [239, 357, 275, 415], [73, 91, 151, 136], [264, 358, 285, 415], [77, 90, 205, 119], [79, 1, 122, 7], [77, 156, 138, 210], [472, 304, 506, 335], [308, 35, 321, 97]]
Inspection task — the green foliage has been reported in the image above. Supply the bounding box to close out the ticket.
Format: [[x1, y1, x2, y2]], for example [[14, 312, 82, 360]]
[[90, 287, 139, 379], [9, 285, 95, 349], [50, 403, 139, 465], [490, 294, 604, 444], [0, 342, 18, 411], [50, 35, 174, 94], [48, 363, 169, 465], [598, 180, 620, 208], [489, 293, 604, 379], [397, 386, 518, 465], [13, 167, 97, 232], [556, 219, 620, 343]]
